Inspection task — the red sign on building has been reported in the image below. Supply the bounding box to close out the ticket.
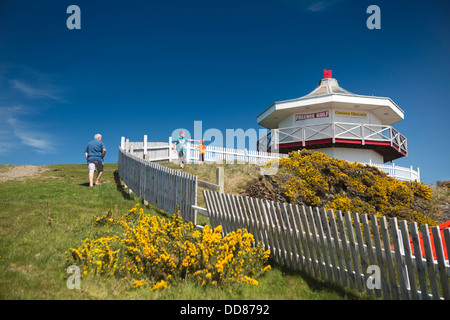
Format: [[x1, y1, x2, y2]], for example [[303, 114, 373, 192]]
[[295, 111, 329, 121]]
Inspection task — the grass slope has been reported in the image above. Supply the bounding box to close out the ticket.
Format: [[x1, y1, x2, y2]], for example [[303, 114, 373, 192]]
[[0, 163, 373, 300]]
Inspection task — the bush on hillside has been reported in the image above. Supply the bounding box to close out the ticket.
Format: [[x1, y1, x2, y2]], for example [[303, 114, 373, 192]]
[[261, 149, 439, 226], [69, 204, 271, 291]]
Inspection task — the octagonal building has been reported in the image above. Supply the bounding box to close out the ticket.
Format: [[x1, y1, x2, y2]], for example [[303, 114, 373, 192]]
[[257, 70, 408, 165]]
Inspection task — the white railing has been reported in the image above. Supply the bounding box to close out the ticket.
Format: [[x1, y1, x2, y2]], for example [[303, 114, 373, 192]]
[[121, 136, 419, 182], [362, 161, 420, 182], [120, 136, 288, 165], [264, 122, 408, 156]]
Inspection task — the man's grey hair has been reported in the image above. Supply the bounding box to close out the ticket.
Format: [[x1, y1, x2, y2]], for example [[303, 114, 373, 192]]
[[94, 133, 102, 139]]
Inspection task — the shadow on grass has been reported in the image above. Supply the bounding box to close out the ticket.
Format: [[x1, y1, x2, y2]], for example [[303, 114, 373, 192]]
[[113, 170, 132, 200], [79, 182, 91, 187], [268, 259, 374, 300]]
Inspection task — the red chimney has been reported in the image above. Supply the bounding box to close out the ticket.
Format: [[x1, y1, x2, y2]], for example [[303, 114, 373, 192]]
[[323, 69, 332, 79]]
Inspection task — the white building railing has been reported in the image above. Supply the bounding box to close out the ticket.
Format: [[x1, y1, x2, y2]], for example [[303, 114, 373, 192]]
[[260, 122, 408, 156]]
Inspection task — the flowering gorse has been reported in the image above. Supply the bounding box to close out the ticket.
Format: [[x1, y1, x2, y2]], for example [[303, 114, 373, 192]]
[[69, 204, 270, 291], [271, 149, 438, 226]]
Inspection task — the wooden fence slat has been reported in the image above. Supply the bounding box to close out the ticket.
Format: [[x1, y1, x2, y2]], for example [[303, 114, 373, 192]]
[[409, 222, 429, 300], [243, 196, 264, 248], [328, 209, 347, 287], [232, 195, 245, 230], [263, 200, 282, 265], [336, 210, 355, 290], [222, 193, 233, 232], [285, 204, 303, 271], [370, 215, 391, 300], [320, 209, 340, 285], [267, 201, 287, 266], [344, 211, 364, 292], [217, 192, 231, 235], [205, 190, 219, 228], [300, 205, 319, 278], [307, 207, 326, 280], [228, 194, 240, 231], [353, 213, 372, 295], [314, 208, 333, 282], [253, 198, 275, 259], [295, 204, 313, 275], [390, 218, 409, 300], [398, 220, 419, 300], [283, 203, 299, 270], [444, 229, 450, 267], [443, 228, 450, 275], [278, 203, 296, 270], [431, 226, 450, 300], [379, 216, 399, 300], [420, 224, 440, 300], [276, 202, 295, 269]]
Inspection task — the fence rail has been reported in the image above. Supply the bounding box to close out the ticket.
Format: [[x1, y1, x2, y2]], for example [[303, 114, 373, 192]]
[[122, 135, 420, 182], [120, 136, 287, 165], [118, 148, 198, 223], [203, 190, 450, 300]]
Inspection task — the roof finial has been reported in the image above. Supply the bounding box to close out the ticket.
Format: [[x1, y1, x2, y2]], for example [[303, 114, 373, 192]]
[[323, 69, 332, 79]]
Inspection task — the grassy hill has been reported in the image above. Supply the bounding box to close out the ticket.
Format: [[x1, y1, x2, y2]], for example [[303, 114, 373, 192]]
[[0, 163, 372, 300]]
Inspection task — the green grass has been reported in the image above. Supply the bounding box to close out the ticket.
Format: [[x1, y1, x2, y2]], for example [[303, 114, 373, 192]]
[[0, 163, 374, 300]]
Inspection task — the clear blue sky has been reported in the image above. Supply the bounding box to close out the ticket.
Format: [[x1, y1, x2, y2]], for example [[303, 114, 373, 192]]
[[0, 0, 449, 184]]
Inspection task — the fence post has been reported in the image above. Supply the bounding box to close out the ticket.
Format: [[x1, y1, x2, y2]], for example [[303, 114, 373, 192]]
[[143, 135, 148, 160], [168, 136, 173, 162], [186, 142, 191, 163], [392, 162, 395, 179], [216, 167, 224, 193]]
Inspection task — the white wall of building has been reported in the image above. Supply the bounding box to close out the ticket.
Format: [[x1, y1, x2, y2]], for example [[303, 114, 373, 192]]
[[320, 147, 384, 164]]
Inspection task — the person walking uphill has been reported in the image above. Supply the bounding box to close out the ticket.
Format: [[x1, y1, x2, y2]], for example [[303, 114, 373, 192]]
[[173, 130, 197, 169], [84, 133, 106, 187]]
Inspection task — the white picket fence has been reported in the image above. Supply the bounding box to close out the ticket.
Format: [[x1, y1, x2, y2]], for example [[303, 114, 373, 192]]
[[202, 190, 450, 300], [117, 142, 448, 300], [120, 136, 420, 182], [120, 136, 288, 165], [118, 148, 198, 223]]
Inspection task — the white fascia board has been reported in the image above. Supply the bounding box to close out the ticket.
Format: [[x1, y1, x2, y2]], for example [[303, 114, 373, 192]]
[[257, 103, 277, 124], [258, 94, 404, 125]]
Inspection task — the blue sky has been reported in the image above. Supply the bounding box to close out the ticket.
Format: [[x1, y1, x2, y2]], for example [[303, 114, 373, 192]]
[[0, 0, 449, 184]]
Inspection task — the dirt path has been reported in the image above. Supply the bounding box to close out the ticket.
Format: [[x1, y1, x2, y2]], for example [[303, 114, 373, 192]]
[[0, 165, 48, 182]]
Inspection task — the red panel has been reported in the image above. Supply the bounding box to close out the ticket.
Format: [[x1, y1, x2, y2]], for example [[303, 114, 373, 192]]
[[364, 141, 391, 146], [334, 139, 362, 144], [278, 139, 332, 149], [305, 138, 332, 145]]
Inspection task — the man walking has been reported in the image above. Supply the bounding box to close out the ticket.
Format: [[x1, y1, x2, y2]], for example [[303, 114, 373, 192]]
[[84, 133, 106, 187]]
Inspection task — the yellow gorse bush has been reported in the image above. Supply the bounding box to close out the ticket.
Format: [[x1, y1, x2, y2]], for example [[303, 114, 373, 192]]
[[69, 204, 271, 291], [275, 149, 438, 226]]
